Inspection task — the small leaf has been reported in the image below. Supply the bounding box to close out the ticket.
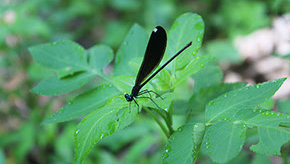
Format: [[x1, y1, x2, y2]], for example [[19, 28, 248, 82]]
[[74, 97, 138, 164], [188, 82, 247, 113], [162, 124, 196, 164], [29, 40, 88, 78], [88, 45, 114, 71], [165, 13, 204, 71], [203, 121, 246, 163], [31, 72, 95, 96], [114, 24, 148, 76], [43, 84, 120, 124], [175, 55, 213, 86], [205, 78, 286, 123], [192, 62, 223, 93]]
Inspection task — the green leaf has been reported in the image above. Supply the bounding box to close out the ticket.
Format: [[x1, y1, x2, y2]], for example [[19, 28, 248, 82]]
[[114, 24, 148, 76], [277, 99, 290, 114], [192, 62, 223, 93], [206, 40, 241, 63], [29, 40, 88, 78], [112, 75, 135, 93], [205, 78, 286, 123], [88, 45, 114, 71], [174, 55, 213, 86], [31, 72, 95, 96], [165, 13, 204, 71], [258, 98, 274, 110], [152, 69, 171, 91], [250, 127, 290, 156], [74, 97, 138, 164], [203, 121, 246, 163], [162, 124, 196, 164], [188, 82, 247, 113], [245, 110, 289, 128], [43, 84, 120, 124], [240, 110, 290, 155]]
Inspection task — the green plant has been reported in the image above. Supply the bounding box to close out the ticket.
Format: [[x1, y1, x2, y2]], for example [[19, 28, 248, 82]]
[[29, 12, 289, 164]]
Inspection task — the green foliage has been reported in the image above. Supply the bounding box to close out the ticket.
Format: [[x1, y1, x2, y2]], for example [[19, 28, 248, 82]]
[[74, 97, 138, 163], [205, 78, 286, 123], [2, 0, 289, 163], [162, 124, 196, 164], [203, 121, 246, 163], [206, 40, 242, 64], [26, 10, 289, 164]]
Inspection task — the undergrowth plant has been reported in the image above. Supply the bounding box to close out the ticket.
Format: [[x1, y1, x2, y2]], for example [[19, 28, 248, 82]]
[[29, 13, 289, 164]]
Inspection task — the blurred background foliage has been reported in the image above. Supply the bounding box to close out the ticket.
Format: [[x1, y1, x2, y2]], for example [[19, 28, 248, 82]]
[[0, 0, 289, 163]]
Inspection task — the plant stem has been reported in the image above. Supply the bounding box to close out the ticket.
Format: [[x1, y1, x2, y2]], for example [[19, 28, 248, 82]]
[[167, 103, 174, 135], [143, 107, 170, 138]]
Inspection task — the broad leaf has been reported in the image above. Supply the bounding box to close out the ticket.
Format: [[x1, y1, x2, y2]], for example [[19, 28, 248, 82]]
[[88, 45, 114, 72], [74, 97, 138, 164], [205, 78, 286, 123], [31, 72, 95, 96], [188, 82, 247, 113], [29, 40, 88, 78], [165, 13, 204, 71], [114, 24, 148, 76], [162, 124, 196, 164], [243, 111, 290, 155], [43, 84, 120, 124], [250, 127, 290, 155], [203, 121, 246, 163]]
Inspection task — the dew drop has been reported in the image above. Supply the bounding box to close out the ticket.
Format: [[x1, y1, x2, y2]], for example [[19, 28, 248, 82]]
[[192, 50, 198, 56], [277, 113, 281, 116], [205, 142, 209, 145], [162, 152, 169, 159], [253, 109, 257, 112], [206, 146, 209, 149], [200, 64, 204, 68], [224, 118, 228, 121], [271, 112, 275, 115], [197, 37, 201, 42], [68, 101, 72, 105], [177, 127, 183, 132], [208, 101, 214, 106], [75, 130, 80, 136], [259, 109, 263, 113], [265, 111, 270, 116], [287, 116, 290, 119], [224, 94, 228, 97], [165, 145, 172, 152]]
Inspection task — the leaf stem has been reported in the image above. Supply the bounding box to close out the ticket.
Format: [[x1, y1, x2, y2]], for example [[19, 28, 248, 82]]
[[166, 103, 174, 135], [143, 107, 170, 138]]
